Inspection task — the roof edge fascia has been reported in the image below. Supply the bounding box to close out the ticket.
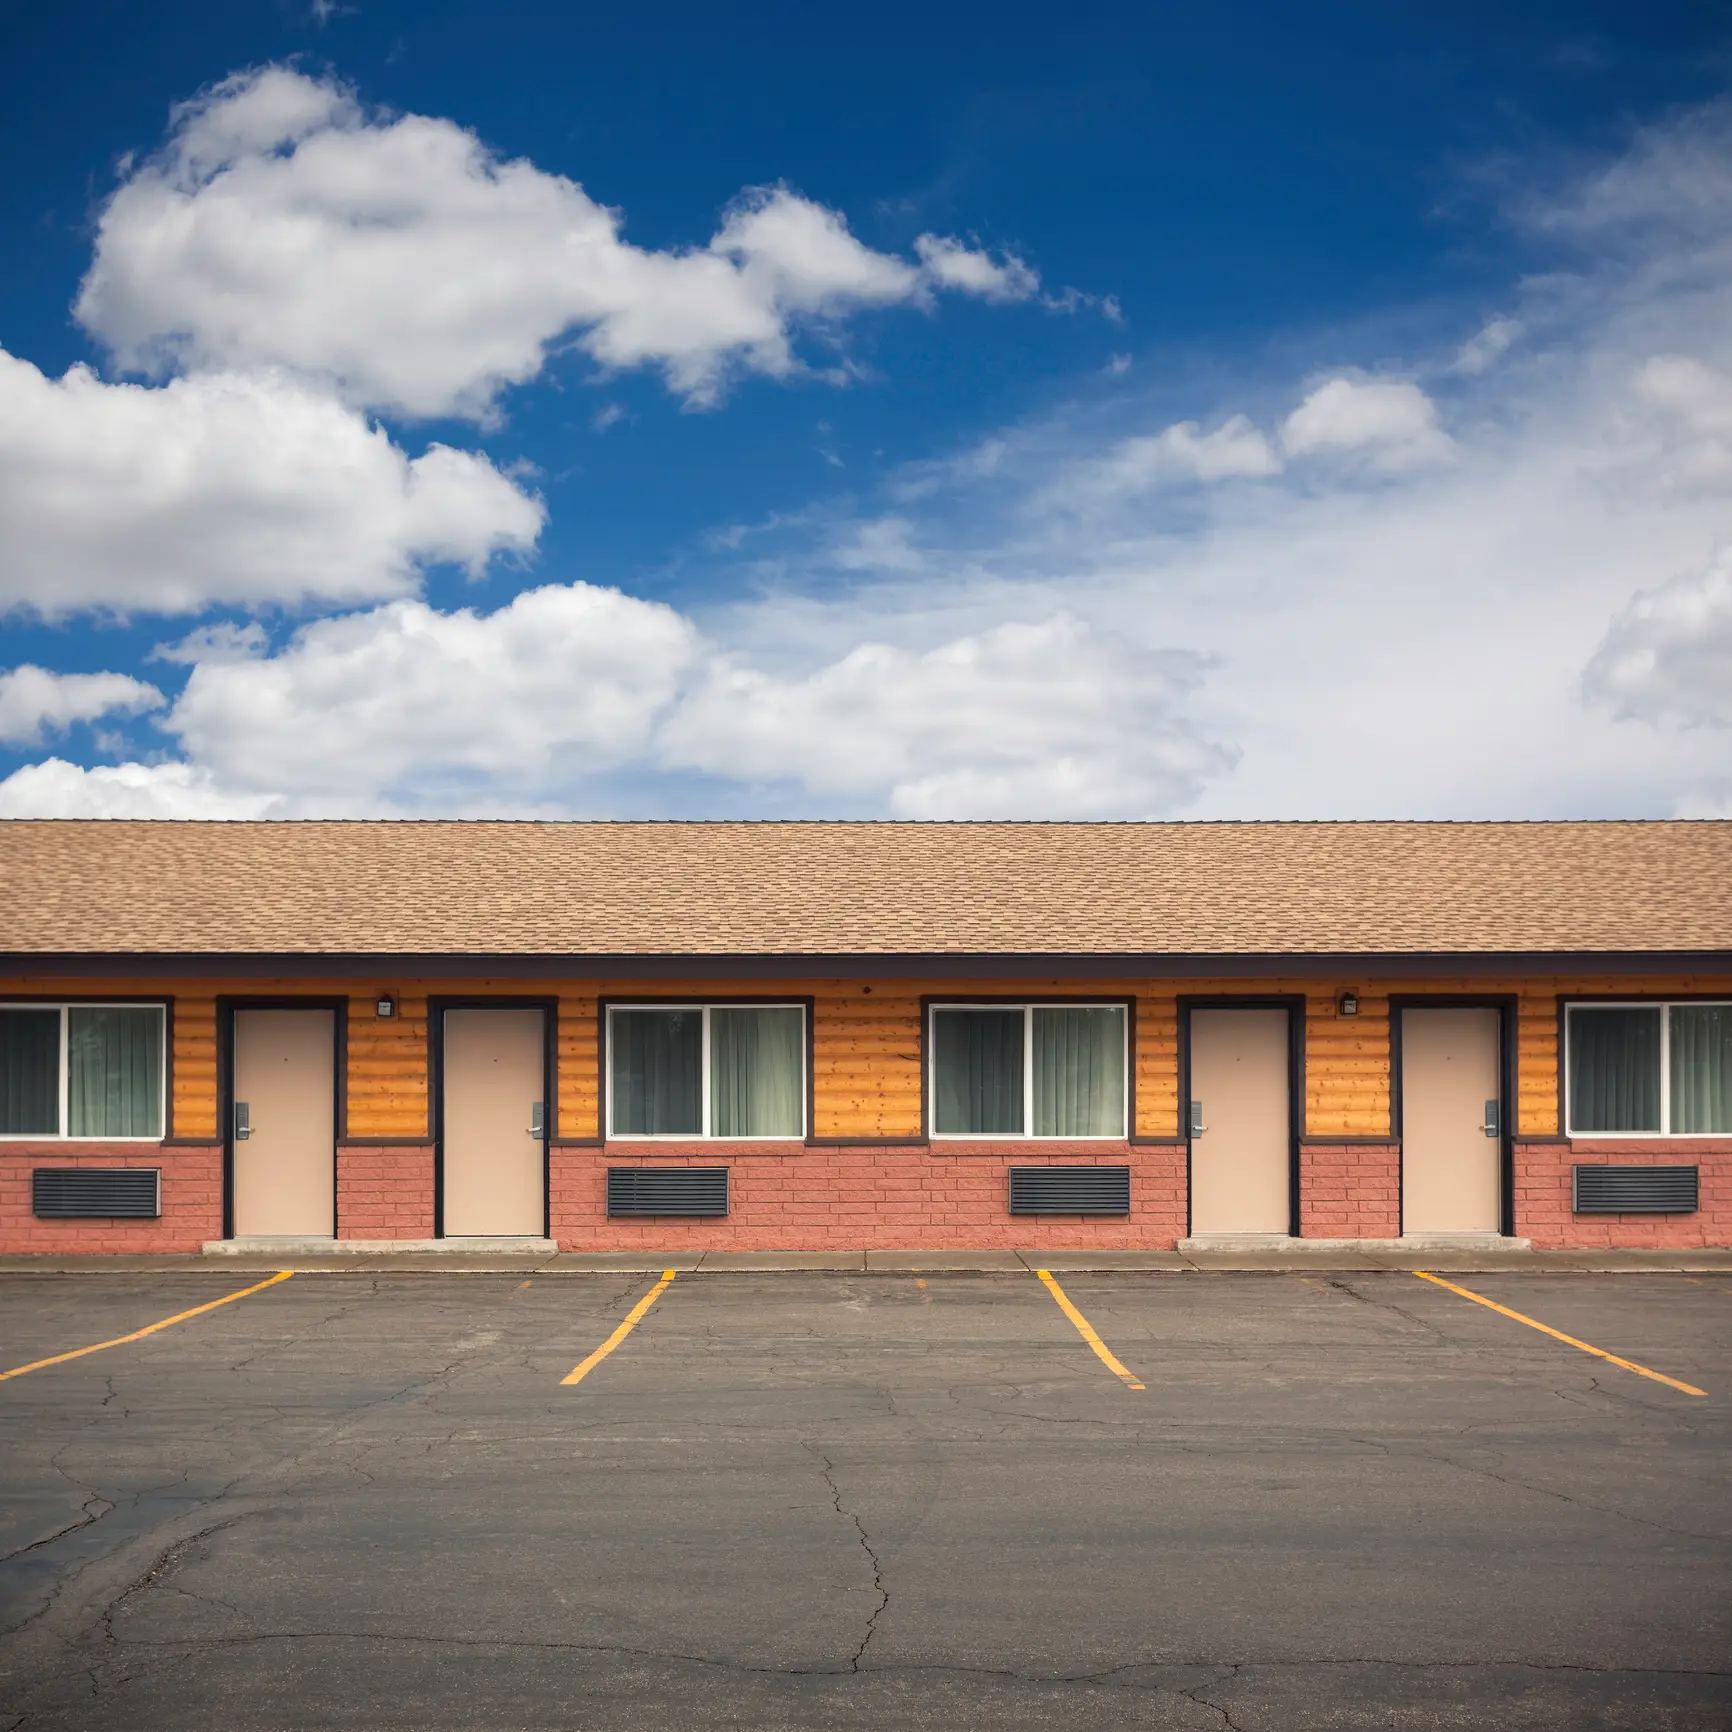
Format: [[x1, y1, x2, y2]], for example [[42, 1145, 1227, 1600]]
[[0, 950, 1728, 980]]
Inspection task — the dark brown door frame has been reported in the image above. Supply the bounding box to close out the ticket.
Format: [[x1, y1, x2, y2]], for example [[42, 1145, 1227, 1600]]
[[429, 996, 557, 1240], [1177, 995, 1306, 1239]]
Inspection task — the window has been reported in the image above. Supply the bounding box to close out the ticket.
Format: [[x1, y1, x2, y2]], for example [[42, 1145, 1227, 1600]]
[[606, 1004, 805, 1139], [1565, 1002, 1732, 1137], [0, 1004, 165, 1141], [929, 1004, 1127, 1138]]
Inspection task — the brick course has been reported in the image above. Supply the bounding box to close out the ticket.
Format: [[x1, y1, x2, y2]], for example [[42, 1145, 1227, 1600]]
[[337, 1144, 434, 1240], [551, 1143, 1186, 1251], [1299, 1142, 1400, 1239], [1515, 1140, 1731, 1249], [0, 1144, 220, 1253]]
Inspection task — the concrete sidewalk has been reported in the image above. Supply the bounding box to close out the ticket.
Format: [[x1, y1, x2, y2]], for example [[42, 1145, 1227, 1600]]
[[2, 1245, 1729, 1274]]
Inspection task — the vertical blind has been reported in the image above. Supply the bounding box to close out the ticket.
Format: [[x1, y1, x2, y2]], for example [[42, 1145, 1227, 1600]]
[[711, 1007, 803, 1137], [932, 1005, 1126, 1136], [0, 1006, 164, 1138], [1567, 1003, 1732, 1135], [610, 1006, 804, 1137], [0, 1009, 60, 1135], [68, 1008, 163, 1139], [1671, 1005, 1732, 1135]]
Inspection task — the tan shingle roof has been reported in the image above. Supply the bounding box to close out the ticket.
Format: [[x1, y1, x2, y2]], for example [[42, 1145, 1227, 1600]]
[[0, 819, 1727, 959]]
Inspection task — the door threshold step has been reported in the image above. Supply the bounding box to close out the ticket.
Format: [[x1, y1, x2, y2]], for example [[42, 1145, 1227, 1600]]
[[204, 1237, 557, 1256], [1179, 1235, 1531, 1254]]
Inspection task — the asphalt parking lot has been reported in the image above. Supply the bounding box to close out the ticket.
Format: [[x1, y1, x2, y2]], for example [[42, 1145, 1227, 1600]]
[[0, 1269, 1727, 1730]]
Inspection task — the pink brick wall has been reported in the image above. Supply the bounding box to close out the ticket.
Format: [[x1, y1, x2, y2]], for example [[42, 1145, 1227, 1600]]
[[550, 1143, 1186, 1250], [0, 1144, 221, 1253], [338, 1144, 434, 1240], [1515, 1140, 1731, 1249], [1299, 1142, 1400, 1239]]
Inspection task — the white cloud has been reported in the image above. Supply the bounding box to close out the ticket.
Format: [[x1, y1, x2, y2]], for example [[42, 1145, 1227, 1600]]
[[1583, 545, 1732, 728], [913, 235, 1040, 303], [166, 582, 698, 798], [0, 758, 277, 818], [1280, 376, 1454, 466], [1068, 415, 1282, 499], [78, 67, 1044, 418], [659, 614, 1233, 818], [1451, 315, 1522, 375], [0, 350, 542, 614], [0, 666, 164, 743]]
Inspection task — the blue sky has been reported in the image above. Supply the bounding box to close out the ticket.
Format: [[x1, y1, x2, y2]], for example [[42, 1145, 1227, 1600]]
[[1, 0, 1729, 819]]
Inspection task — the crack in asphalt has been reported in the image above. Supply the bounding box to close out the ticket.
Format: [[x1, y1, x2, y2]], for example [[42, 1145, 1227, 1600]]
[[802, 1442, 887, 1672]]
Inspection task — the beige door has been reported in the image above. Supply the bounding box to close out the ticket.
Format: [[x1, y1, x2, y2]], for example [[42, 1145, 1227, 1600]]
[[233, 1009, 335, 1237], [1188, 1009, 1291, 1234], [442, 1009, 545, 1237], [1401, 1008, 1501, 1235]]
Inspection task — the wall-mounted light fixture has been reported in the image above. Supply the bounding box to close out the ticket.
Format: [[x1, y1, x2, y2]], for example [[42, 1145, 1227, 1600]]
[[1337, 991, 1359, 1017], [376, 993, 396, 1019]]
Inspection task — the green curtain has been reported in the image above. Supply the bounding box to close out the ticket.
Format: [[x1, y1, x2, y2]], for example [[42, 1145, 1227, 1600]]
[[1568, 1007, 1662, 1133], [932, 1009, 1024, 1134], [711, 1007, 804, 1137], [1670, 1005, 1732, 1134], [1033, 1007, 1126, 1136], [67, 1007, 162, 1138], [610, 1009, 703, 1135], [0, 1009, 60, 1135]]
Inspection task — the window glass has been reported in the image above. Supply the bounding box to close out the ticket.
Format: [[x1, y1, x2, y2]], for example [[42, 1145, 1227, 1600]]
[[1568, 1007, 1662, 1133], [1032, 1006, 1126, 1137], [711, 1007, 804, 1137], [1671, 1004, 1732, 1135], [932, 1009, 1024, 1135], [0, 1009, 60, 1135], [610, 1010, 703, 1135], [67, 1007, 163, 1139]]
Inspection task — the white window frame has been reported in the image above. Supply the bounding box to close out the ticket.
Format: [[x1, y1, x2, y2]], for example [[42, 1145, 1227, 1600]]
[[927, 1002, 1130, 1141], [0, 1002, 168, 1143], [1563, 999, 1732, 1139], [605, 1002, 808, 1141]]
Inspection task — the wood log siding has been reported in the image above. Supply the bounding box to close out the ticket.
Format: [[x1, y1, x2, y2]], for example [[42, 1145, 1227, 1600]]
[[4, 969, 1729, 1145]]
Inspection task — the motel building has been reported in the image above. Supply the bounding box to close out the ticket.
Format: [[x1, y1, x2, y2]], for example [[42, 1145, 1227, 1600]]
[[0, 818, 1728, 1257]]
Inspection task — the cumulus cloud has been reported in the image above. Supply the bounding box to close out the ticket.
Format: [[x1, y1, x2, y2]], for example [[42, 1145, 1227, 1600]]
[[1063, 415, 1281, 501], [0, 666, 164, 743], [1280, 377, 1454, 466], [1583, 545, 1732, 727], [166, 583, 699, 797], [659, 614, 1233, 818], [913, 235, 1040, 303], [77, 67, 1048, 417], [0, 350, 543, 614], [0, 758, 278, 819]]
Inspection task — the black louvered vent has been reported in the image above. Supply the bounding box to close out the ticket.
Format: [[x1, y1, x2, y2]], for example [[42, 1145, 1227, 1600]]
[[32, 1168, 161, 1219], [1008, 1165, 1131, 1217], [1572, 1164, 1698, 1215], [607, 1166, 729, 1217]]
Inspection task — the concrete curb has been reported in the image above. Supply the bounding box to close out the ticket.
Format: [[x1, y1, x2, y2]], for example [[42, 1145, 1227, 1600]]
[[2, 1248, 1729, 1275]]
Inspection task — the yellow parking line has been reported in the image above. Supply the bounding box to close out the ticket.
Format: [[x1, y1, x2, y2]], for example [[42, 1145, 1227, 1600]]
[[1414, 1271, 1705, 1397], [0, 1271, 294, 1384], [1035, 1269, 1144, 1390], [561, 1269, 677, 1387]]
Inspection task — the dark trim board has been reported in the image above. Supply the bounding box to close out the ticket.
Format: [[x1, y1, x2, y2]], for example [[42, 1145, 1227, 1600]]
[[217, 996, 347, 1242], [1177, 995, 1306, 1240], [5, 948, 1730, 980], [429, 996, 558, 1240], [1389, 995, 1517, 1238]]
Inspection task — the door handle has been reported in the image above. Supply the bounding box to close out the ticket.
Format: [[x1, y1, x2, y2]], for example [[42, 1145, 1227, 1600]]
[[234, 1101, 251, 1141], [528, 1101, 545, 1140], [1189, 1099, 1205, 1136], [1483, 1099, 1500, 1139]]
